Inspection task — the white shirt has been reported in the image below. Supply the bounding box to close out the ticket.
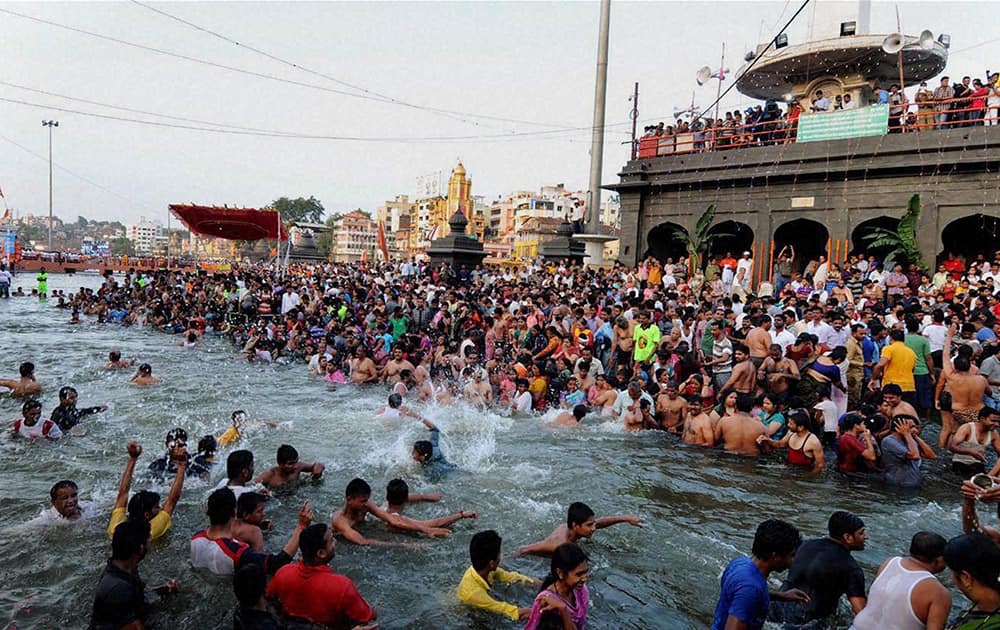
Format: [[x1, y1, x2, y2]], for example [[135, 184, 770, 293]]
[[280, 291, 301, 314], [842, 100, 858, 110], [922, 324, 948, 353], [34, 501, 97, 524], [771, 329, 797, 354], [513, 391, 533, 414]]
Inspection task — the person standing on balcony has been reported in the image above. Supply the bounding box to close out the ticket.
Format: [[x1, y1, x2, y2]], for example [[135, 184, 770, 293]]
[[888, 85, 907, 132], [810, 90, 830, 112], [987, 72, 1000, 126], [916, 82, 935, 131], [934, 76, 954, 128]]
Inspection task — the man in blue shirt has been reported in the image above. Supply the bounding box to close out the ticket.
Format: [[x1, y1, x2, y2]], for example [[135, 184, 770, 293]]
[[713, 519, 808, 630]]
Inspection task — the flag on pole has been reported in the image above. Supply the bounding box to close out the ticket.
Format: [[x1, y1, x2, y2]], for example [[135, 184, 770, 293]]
[[377, 221, 389, 261]]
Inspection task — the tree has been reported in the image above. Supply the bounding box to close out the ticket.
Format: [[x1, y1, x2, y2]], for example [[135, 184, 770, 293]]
[[863, 194, 925, 270], [666, 204, 729, 271], [77, 216, 89, 228], [270, 196, 325, 224], [110, 237, 135, 256]]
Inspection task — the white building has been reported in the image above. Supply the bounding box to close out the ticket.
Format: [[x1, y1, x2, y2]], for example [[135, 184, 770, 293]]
[[125, 219, 165, 255]]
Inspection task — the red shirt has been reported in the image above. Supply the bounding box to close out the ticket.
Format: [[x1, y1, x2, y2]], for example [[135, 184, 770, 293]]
[[266, 562, 375, 626], [836, 433, 867, 473]]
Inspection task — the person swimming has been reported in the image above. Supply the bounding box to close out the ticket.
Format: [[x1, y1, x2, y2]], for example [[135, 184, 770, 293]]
[[130, 363, 160, 386], [12, 399, 63, 439], [0, 361, 42, 398]]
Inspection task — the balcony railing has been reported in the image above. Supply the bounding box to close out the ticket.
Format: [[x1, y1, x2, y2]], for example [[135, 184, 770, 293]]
[[636, 96, 1000, 159]]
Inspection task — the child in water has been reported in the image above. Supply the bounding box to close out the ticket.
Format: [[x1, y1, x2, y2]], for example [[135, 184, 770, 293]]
[[457, 529, 539, 621], [523, 543, 590, 630], [218, 410, 278, 447]]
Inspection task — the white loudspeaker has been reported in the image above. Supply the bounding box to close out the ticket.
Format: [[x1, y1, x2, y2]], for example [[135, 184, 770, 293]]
[[882, 33, 905, 54], [696, 66, 713, 86], [918, 30, 935, 50]]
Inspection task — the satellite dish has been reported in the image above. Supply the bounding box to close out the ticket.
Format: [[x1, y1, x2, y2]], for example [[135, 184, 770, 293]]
[[918, 29, 935, 50], [882, 33, 905, 54], [696, 66, 713, 86]]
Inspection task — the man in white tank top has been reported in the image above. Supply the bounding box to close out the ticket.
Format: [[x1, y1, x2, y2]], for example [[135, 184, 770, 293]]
[[851, 531, 952, 630]]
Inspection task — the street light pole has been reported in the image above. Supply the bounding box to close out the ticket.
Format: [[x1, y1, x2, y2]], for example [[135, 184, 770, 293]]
[[42, 120, 59, 251]]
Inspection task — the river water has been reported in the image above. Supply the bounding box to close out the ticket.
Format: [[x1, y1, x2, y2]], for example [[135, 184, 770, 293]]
[[0, 273, 974, 629]]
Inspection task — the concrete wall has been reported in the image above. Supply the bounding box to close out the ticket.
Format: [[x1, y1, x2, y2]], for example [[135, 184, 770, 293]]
[[612, 126, 1000, 267]]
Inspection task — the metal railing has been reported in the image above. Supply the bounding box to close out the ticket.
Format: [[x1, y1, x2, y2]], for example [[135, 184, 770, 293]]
[[636, 95, 1000, 158]]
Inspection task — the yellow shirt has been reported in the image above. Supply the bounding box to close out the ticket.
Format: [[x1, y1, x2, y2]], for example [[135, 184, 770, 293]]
[[218, 426, 240, 446], [882, 341, 917, 392], [107, 506, 172, 539], [456, 565, 534, 620]]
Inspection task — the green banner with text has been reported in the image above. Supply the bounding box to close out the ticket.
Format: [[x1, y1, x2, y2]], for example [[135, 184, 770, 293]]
[[797, 105, 889, 143]]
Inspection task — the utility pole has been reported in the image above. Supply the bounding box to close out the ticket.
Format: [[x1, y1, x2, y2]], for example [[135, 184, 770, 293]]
[[629, 82, 639, 160], [585, 0, 611, 233], [42, 120, 59, 251]]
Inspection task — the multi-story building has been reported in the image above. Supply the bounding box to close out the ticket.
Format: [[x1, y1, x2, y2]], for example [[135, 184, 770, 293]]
[[377, 194, 416, 260], [333, 210, 376, 263], [125, 219, 167, 255]]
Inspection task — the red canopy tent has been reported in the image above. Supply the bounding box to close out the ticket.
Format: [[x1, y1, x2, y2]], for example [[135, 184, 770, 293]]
[[168, 204, 288, 241]]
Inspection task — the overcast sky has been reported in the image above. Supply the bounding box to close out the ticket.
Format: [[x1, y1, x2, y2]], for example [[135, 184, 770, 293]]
[[2, 1, 997, 225]]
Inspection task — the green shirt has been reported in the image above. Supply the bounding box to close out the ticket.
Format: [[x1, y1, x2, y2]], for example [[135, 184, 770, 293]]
[[904, 333, 931, 375], [632, 323, 661, 362]]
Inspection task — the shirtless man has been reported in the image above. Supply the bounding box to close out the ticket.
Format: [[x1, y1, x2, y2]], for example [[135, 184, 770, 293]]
[[623, 398, 657, 432], [612, 316, 636, 370], [745, 316, 772, 369], [103, 350, 136, 370], [380, 347, 415, 384], [330, 478, 446, 548], [255, 444, 324, 490], [682, 395, 715, 446], [757, 344, 800, 395], [551, 405, 587, 427], [718, 345, 758, 395], [713, 393, 765, 456], [130, 363, 160, 386], [231, 492, 268, 551], [349, 347, 378, 384], [655, 381, 687, 433], [463, 369, 493, 407], [0, 361, 42, 398], [391, 369, 415, 398], [940, 326, 990, 446], [383, 478, 477, 531], [515, 501, 642, 557], [879, 384, 919, 421]]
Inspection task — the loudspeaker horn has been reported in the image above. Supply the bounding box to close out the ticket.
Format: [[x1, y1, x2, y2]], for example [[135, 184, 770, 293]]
[[882, 33, 905, 54], [918, 29, 935, 50], [696, 66, 713, 86]]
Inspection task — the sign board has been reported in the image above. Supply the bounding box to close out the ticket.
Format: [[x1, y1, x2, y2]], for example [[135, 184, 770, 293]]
[[3, 232, 14, 255], [797, 105, 889, 143]]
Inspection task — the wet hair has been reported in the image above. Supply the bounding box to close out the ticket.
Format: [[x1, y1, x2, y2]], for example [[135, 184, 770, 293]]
[[226, 450, 254, 481], [469, 530, 503, 571], [413, 439, 433, 460], [786, 409, 809, 430], [232, 410, 247, 423], [386, 478, 409, 505], [882, 383, 903, 397], [197, 435, 217, 455], [541, 542, 589, 591], [276, 444, 298, 464], [346, 477, 371, 499], [828, 510, 865, 539], [109, 350, 122, 362], [138, 363, 152, 374], [21, 399, 42, 415], [567, 502, 595, 528], [19, 362, 34, 377], [399, 369, 412, 380], [944, 533, 1000, 593], [954, 354, 972, 372], [829, 346, 848, 362], [58, 386, 77, 401], [909, 531, 946, 564], [237, 492, 266, 519], [111, 518, 151, 561], [735, 393, 754, 413], [388, 393, 403, 408], [127, 490, 160, 522], [206, 488, 237, 525], [572, 404, 588, 421], [49, 479, 77, 501], [234, 563, 267, 608], [299, 523, 330, 565], [980, 407, 1000, 420], [751, 519, 802, 559]]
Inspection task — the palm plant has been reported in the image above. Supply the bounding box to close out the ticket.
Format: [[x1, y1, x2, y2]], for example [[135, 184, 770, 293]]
[[665, 204, 729, 271], [862, 194, 925, 270]]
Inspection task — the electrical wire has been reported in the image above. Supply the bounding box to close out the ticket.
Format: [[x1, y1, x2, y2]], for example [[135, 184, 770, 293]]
[[0, 132, 158, 212], [128, 0, 577, 131], [694, 0, 812, 120], [0, 94, 628, 144]]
